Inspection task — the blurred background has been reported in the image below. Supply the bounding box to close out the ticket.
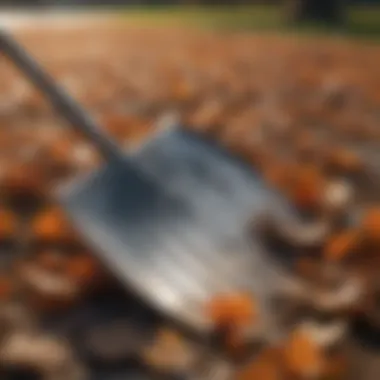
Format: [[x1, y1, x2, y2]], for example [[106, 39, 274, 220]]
[[0, 0, 380, 37]]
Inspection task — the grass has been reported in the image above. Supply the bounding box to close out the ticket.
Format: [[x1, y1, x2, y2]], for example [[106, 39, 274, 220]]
[[117, 4, 380, 39], [119, 5, 281, 30], [347, 6, 380, 37]]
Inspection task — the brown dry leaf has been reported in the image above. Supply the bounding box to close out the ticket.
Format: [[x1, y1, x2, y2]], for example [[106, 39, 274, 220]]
[[0, 161, 47, 201], [32, 207, 76, 243], [206, 292, 258, 356], [22, 88, 49, 112], [296, 258, 321, 282], [0, 276, 14, 301], [287, 165, 326, 211], [323, 229, 362, 262], [190, 100, 224, 130], [206, 292, 258, 328], [293, 130, 319, 158], [102, 114, 152, 144], [261, 159, 295, 191], [35, 249, 67, 273], [361, 207, 380, 244], [102, 114, 136, 139], [0, 209, 17, 240], [171, 78, 195, 102], [17, 261, 80, 313], [44, 139, 74, 164], [224, 137, 263, 168], [142, 328, 196, 373], [323, 354, 347, 379], [236, 348, 283, 380], [283, 327, 325, 379], [64, 253, 104, 289], [325, 147, 363, 174]]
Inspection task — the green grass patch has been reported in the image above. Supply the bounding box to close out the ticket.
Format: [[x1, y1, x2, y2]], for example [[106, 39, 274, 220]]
[[346, 5, 380, 37], [117, 4, 380, 40], [119, 5, 282, 30]]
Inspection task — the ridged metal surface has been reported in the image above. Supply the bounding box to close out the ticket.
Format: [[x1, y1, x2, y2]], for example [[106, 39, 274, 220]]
[[58, 127, 293, 335]]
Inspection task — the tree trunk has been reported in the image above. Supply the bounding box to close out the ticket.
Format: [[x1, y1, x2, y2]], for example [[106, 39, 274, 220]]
[[286, 0, 345, 24]]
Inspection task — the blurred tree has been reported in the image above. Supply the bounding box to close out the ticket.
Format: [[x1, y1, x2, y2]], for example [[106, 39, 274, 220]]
[[285, 0, 345, 24]]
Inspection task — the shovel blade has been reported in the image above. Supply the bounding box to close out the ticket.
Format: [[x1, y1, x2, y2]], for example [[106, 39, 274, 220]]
[[58, 128, 291, 334]]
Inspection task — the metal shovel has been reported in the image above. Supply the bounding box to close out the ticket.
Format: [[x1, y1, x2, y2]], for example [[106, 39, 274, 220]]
[[0, 30, 295, 337]]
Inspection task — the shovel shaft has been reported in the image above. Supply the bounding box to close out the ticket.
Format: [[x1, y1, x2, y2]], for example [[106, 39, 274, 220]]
[[0, 29, 121, 161]]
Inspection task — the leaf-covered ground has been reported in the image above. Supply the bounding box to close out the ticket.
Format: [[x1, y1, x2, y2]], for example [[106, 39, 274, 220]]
[[0, 24, 379, 379]]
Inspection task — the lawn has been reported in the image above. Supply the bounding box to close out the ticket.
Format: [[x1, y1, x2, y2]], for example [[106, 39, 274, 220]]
[[117, 4, 380, 39]]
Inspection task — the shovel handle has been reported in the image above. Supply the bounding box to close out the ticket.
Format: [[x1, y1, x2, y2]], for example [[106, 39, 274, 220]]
[[0, 29, 122, 161]]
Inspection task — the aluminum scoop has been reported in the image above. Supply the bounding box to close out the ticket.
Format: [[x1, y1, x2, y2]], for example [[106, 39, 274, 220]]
[[0, 30, 295, 337]]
